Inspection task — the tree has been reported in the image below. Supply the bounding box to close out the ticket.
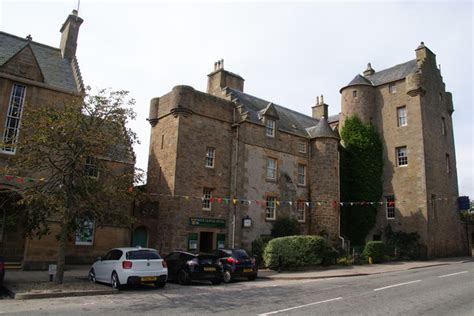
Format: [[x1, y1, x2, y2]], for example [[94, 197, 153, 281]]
[[340, 116, 383, 245], [8, 88, 141, 283], [271, 217, 300, 238]]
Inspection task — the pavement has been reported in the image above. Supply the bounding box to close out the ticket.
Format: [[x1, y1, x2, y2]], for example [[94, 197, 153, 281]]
[[2, 257, 472, 300]]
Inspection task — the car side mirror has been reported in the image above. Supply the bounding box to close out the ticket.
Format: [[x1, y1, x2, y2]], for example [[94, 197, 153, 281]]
[[96, 256, 102, 262]]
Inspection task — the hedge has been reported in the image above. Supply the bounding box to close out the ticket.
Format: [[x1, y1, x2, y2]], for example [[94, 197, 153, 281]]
[[263, 235, 328, 269], [362, 241, 386, 263]]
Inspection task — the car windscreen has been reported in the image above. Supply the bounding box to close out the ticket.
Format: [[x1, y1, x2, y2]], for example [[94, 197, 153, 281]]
[[126, 250, 161, 260], [233, 249, 250, 259]]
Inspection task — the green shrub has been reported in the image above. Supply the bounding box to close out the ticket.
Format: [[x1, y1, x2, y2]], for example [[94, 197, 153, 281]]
[[362, 241, 386, 263], [271, 217, 300, 238], [322, 246, 340, 266], [251, 236, 273, 266], [384, 225, 425, 260], [263, 235, 328, 269]]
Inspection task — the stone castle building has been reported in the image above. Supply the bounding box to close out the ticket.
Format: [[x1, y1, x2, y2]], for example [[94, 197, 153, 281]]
[[146, 44, 467, 257], [339, 43, 465, 257], [0, 11, 134, 269]]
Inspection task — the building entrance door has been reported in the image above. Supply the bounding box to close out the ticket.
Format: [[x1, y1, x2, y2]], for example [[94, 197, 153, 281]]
[[199, 232, 213, 252]]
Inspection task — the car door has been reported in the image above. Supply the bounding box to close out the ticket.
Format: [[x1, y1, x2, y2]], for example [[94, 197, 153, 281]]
[[95, 251, 112, 282], [102, 250, 123, 283]]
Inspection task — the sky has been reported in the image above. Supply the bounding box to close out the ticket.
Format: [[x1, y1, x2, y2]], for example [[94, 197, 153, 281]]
[[1, 0, 473, 197]]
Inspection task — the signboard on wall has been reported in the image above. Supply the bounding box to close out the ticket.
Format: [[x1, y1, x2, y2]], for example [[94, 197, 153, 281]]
[[189, 217, 226, 228]]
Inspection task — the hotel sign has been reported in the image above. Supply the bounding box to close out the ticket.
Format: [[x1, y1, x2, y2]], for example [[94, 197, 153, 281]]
[[189, 217, 226, 228]]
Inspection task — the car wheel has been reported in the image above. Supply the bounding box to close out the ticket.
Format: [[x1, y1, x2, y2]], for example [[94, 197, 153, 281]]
[[178, 270, 189, 285], [248, 275, 257, 281], [111, 272, 121, 290], [88, 269, 96, 283], [154, 281, 166, 289], [223, 270, 232, 283], [211, 278, 222, 285]]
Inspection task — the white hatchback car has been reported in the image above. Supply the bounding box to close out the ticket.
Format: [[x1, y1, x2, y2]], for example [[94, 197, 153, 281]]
[[89, 247, 168, 289]]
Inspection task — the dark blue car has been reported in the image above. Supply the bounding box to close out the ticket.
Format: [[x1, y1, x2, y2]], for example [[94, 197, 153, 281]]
[[217, 249, 257, 283]]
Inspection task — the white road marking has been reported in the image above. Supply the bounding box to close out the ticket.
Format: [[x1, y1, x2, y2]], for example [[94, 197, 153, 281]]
[[438, 271, 468, 278], [257, 297, 343, 315], [373, 280, 421, 291]]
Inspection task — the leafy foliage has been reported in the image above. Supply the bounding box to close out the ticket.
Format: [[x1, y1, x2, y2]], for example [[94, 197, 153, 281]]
[[251, 235, 273, 266], [384, 225, 426, 260], [340, 116, 383, 245], [362, 241, 386, 263], [5, 88, 142, 283], [263, 235, 328, 269], [270, 216, 301, 238]]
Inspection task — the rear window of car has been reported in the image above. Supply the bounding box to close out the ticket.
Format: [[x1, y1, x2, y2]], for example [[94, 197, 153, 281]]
[[233, 250, 250, 259], [126, 250, 161, 260]]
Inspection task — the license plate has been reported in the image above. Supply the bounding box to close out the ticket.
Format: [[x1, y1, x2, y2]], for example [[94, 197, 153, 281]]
[[243, 268, 253, 273], [141, 276, 157, 282], [203, 267, 216, 272]]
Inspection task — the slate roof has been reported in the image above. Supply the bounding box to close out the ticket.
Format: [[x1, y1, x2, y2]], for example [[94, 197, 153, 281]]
[[0, 32, 82, 93], [306, 116, 340, 139], [226, 88, 322, 138], [341, 59, 418, 90]]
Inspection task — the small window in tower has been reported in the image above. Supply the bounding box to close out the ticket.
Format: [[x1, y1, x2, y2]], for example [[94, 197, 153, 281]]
[[396, 146, 408, 167], [441, 117, 446, 135], [430, 194, 437, 219], [397, 106, 407, 127], [446, 154, 450, 174], [205, 147, 215, 168], [439, 92, 443, 101], [386, 196, 395, 219], [352, 90, 357, 98], [389, 83, 397, 93], [297, 164, 306, 186], [202, 188, 212, 211]]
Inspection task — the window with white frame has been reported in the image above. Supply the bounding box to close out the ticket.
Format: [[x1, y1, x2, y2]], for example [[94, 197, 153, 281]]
[[296, 200, 305, 222], [266, 158, 277, 180], [297, 164, 306, 186], [265, 196, 276, 220], [397, 106, 407, 127], [205, 147, 215, 168], [396, 146, 408, 166], [441, 117, 446, 135], [75, 218, 95, 245], [1, 84, 26, 154], [389, 83, 397, 93], [298, 141, 307, 153], [202, 188, 212, 210], [386, 196, 395, 219], [84, 157, 99, 178], [265, 119, 275, 137]]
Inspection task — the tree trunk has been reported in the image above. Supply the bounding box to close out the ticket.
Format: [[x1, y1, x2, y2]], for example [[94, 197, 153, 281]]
[[55, 216, 68, 284]]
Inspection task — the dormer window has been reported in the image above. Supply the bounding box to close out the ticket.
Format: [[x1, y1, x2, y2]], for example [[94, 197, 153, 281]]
[[266, 119, 275, 137]]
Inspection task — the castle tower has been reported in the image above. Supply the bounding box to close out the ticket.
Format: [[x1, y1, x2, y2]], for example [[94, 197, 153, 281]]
[[338, 43, 466, 257], [339, 65, 376, 128], [307, 117, 340, 243]]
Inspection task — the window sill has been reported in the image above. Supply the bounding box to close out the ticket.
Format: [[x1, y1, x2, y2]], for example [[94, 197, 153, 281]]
[[266, 178, 277, 183], [205, 166, 215, 169], [397, 164, 408, 168], [202, 208, 211, 212], [265, 218, 276, 222], [297, 184, 306, 188], [386, 217, 395, 220]]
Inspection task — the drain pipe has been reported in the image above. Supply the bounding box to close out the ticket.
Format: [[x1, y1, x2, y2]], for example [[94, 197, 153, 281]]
[[231, 107, 240, 249]]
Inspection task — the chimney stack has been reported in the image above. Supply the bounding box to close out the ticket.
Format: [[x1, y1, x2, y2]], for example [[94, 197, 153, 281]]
[[60, 9, 83, 59], [207, 59, 244, 96], [312, 94, 329, 119], [363, 63, 375, 76]]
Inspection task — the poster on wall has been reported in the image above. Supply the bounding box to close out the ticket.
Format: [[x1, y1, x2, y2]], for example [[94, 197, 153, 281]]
[[75, 218, 95, 246]]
